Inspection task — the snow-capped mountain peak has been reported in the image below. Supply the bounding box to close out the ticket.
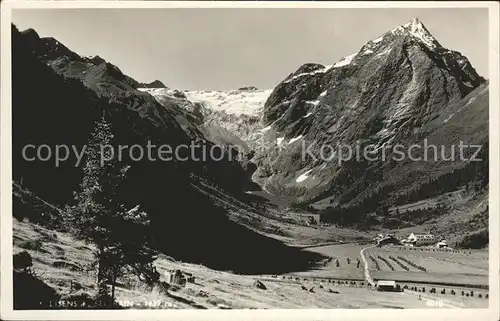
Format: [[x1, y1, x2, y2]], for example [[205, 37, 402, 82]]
[[256, 18, 485, 202], [369, 18, 441, 50], [388, 17, 441, 48], [326, 18, 440, 72], [402, 17, 441, 48]]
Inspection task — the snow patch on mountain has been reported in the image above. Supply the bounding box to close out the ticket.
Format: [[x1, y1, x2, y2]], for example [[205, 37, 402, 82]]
[[288, 135, 303, 145], [375, 48, 392, 58], [138, 87, 192, 109], [296, 169, 313, 183], [332, 53, 357, 68], [391, 26, 405, 35], [141, 87, 272, 150], [283, 65, 332, 84], [139, 87, 180, 97], [261, 125, 273, 132], [306, 100, 321, 106], [184, 89, 272, 117]]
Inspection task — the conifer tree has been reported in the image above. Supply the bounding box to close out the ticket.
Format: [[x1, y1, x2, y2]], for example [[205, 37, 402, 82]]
[[67, 114, 158, 306]]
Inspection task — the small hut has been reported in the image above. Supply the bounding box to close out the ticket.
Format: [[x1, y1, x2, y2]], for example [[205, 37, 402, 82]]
[[376, 280, 397, 292]]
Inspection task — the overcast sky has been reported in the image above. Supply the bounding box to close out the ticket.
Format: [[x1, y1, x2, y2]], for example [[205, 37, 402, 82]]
[[13, 8, 488, 90]]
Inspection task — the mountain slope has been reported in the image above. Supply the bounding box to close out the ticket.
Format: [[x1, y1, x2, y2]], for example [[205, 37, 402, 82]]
[[15, 26, 255, 195], [12, 24, 325, 274], [250, 18, 487, 215]]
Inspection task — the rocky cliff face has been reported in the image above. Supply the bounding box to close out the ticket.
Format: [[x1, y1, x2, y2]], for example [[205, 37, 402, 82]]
[[251, 18, 487, 207]]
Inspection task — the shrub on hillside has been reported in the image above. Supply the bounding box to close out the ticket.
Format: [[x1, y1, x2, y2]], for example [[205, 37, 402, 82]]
[[19, 239, 43, 251], [13, 251, 33, 271], [290, 202, 319, 214], [456, 229, 488, 249]]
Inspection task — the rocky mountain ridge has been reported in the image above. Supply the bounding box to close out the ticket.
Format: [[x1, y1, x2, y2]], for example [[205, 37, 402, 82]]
[[15, 25, 257, 195], [249, 18, 487, 207], [13, 23, 328, 273]]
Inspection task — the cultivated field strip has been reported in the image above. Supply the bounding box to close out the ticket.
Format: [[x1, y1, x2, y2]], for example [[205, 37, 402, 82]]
[[368, 255, 380, 270], [377, 256, 395, 271], [384, 248, 487, 275], [396, 256, 426, 272], [362, 246, 488, 287], [388, 256, 410, 271]]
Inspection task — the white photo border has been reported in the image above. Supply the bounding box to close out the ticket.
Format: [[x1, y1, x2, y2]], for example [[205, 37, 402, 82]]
[[1, 1, 498, 320]]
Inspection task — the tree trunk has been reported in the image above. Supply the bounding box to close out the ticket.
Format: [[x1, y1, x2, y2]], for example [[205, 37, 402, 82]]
[[111, 269, 117, 302], [96, 245, 108, 299]]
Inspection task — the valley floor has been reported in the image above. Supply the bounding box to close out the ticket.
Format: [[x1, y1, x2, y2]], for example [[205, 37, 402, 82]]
[[12, 219, 489, 309]]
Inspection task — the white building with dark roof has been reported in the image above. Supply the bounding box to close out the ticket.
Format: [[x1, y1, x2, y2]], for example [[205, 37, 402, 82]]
[[376, 280, 398, 291], [436, 240, 448, 248], [407, 233, 435, 246]]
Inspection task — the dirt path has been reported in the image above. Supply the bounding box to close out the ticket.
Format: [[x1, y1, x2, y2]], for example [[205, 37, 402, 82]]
[[296, 242, 342, 249], [360, 245, 375, 286]]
